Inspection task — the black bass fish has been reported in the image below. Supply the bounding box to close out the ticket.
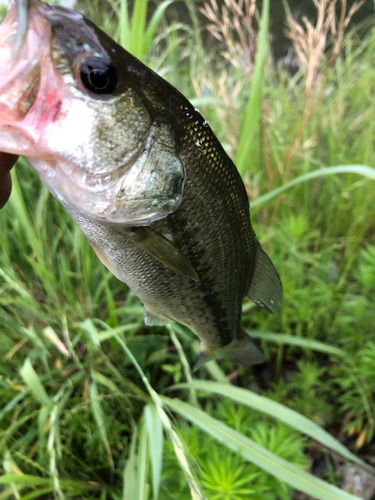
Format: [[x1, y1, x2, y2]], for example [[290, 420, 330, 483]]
[[0, 0, 282, 367]]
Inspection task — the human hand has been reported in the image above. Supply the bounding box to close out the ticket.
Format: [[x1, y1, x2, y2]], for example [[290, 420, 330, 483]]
[[0, 153, 18, 209]]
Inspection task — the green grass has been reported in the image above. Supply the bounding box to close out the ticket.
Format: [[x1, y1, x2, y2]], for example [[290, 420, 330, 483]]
[[1, 0, 375, 498]]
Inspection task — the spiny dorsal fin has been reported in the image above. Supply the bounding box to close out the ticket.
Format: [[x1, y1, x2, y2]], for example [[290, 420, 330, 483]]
[[247, 243, 283, 313], [193, 333, 264, 370], [127, 227, 199, 282]]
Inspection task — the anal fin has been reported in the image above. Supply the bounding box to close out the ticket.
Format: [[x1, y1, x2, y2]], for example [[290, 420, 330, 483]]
[[144, 305, 172, 326], [247, 243, 283, 313]]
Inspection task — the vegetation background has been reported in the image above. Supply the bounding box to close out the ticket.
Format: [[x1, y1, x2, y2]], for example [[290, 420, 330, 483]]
[[0, 0, 375, 498]]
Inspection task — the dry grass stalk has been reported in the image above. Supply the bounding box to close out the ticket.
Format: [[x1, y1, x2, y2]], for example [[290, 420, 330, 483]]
[[285, 0, 364, 98], [269, 0, 365, 224], [200, 0, 257, 75], [328, 0, 365, 65], [195, 0, 259, 153], [191, 68, 242, 152]]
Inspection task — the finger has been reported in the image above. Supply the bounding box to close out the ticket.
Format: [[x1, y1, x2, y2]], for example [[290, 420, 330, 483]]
[[0, 172, 12, 209], [0, 153, 18, 176]]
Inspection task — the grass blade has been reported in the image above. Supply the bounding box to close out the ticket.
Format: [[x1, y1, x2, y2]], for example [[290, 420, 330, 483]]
[[168, 325, 198, 406], [169, 381, 369, 470], [119, 0, 130, 50], [143, 0, 173, 53], [248, 330, 347, 357], [161, 397, 361, 500], [81, 319, 101, 347], [252, 165, 375, 208], [91, 369, 122, 394], [236, 0, 269, 177], [0, 476, 49, 487], [123, 428, 137, 500], [130, 0, 147, 59], [9, 165, 44, 263], [18, 486, 54, 499], [2, 451, 20, 499], [82, 320, 205, 500], [89, 381, 114, 471], [20, 359, 50, 407], [0, 475, 100, 493], [137, 416, 149, 500], [191, 339, 229, 384], [144, 404, 163, 500]]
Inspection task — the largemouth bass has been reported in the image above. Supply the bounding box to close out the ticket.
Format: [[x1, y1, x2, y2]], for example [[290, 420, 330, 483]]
[[0, 0, 282, 367]]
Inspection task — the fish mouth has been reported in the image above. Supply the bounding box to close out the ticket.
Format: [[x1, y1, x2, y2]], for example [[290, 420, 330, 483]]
[[0, 1, 41, 126], [0, 0, 185, 226]]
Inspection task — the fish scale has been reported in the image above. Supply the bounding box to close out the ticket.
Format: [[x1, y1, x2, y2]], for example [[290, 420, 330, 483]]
[[0, 0, 283, 367]]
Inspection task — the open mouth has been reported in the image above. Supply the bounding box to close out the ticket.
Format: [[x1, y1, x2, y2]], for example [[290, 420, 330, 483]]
[[0, 0, 185, 227]]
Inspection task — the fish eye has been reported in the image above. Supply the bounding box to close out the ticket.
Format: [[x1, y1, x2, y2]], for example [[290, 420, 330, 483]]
[[80, 58, 118, 95]]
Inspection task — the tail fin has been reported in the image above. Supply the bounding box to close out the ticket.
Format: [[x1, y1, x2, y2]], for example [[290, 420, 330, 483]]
[[193, 332, 264, 370], [247, 243, 283, 313]]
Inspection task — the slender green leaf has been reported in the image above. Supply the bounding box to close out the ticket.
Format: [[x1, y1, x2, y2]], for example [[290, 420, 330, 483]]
[[191, 340, 229, 384], [123, 428, 137, 500], [91, 369, 122, 394], [119, 0, 130, 50], [2, 451, 20, 499], [130, 0, 147, 59], [81, 319, 101, 347], [252, 165, 375, 208], [161, 397, 361, 500], [20, 359, 51, 407], [204, 360, 229, 385], [18, 487, 55, 500], [236, 0, 269, 176], [100, 326, 206, 500], [168, 325, 198, 406], [0, 476, 49, 487], [248, 330, 347, 357], [170, 381, 368, 470], [0, 389, 28, 423], [89, 381, 114, 469], [0, 475, 97, 492], [144, 404, 163, 500], [137, 416, 149, 500], [9, 165, 44, 263], [38, 407, 49, 463], [143, 0, 173, 52]]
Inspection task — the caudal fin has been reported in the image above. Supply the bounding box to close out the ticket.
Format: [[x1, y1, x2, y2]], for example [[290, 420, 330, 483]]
[[193, 332, 264, 370], [247, 242, 283, 313]]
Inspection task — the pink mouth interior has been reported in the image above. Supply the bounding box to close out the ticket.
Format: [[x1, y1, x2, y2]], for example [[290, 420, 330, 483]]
[[0, 0, 62, 156]]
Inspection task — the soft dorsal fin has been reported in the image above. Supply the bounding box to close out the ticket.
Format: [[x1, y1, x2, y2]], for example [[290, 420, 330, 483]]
[[247, 243, 283, 313], [126, 227, 199, 282]]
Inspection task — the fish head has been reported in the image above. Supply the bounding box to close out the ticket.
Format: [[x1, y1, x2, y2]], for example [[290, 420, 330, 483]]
[[0, 0, 185, 225]]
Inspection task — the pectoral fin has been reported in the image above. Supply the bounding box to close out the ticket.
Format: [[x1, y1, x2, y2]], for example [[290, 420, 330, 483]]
[[144, 305, 172, 326], [247, 243, 283, 313], [127, 227, 199, 282], [193, 333, 264, 370]]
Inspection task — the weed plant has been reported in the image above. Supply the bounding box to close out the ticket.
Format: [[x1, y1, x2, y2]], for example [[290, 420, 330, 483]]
[[0, 0, 375, 499]]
